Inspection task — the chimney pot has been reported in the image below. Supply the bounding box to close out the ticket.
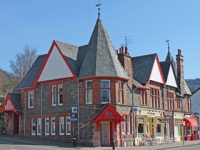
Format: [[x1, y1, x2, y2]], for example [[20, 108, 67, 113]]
[[178, 49, 182, 55]]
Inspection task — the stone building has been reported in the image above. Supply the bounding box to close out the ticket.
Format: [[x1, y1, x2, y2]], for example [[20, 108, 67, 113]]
[[0, 15, 198, 146]]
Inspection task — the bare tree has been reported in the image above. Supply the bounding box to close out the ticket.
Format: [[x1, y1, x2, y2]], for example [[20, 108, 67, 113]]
[[9, 46, 38, 83]]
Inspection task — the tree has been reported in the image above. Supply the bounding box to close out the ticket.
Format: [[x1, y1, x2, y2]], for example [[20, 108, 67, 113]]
[[9, 46, 37, 83]]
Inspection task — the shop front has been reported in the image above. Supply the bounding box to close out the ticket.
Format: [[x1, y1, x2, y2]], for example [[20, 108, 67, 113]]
[[184, 114, 198, 141], [173, 112, 184, 142], [164, 111, 173, 138], [135, 108, 164, 145]]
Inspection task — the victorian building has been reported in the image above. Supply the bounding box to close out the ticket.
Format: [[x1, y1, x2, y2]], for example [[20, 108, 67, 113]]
[[0, 15, 197, 146]]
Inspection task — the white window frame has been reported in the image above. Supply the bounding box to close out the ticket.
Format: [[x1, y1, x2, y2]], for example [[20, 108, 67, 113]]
[[58, 84, 63, 106], [52, 85, 57, 106], [51, 117, 55, 135], [45, 118, 50, 136], [32, 119, 36, 136], [28, 91, 34, 108], [85, 80, 93, 104], [122, 116, 126, 135], [66, 116, 71, 135], [100, 80, 111, 104], [59, 117, 65, 135], [37, 118, 42, 136], [118, 81, 123, 104]]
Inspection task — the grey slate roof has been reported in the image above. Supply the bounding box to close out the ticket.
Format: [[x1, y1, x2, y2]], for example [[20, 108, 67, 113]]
[[132, 54, 156, 84], [78, 17, 128, 79], [16, 54, 47, 89], [183, 80, 192, 95], [165, 51, 177, 77], [160, 61, 170, 81], [8, 93, 22, 112]]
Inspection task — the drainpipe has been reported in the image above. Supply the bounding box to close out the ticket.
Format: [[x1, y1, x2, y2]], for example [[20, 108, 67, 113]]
[[40, 84, 43, 140], [23, 88, 26, 136]]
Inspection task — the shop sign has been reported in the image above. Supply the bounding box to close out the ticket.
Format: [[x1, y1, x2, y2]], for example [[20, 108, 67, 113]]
[[174, 113, 184, 119], [138, 109, 163, 117], [164, 111, 173, 116], [174, 119, 183, 125]]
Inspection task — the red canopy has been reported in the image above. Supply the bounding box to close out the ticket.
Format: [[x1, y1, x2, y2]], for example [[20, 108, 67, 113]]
[[184, 118, 198, 127]]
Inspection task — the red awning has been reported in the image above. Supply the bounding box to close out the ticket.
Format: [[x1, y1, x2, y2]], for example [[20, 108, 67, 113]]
[[184, 118, 198, 127], [0, 95, 16, 113]]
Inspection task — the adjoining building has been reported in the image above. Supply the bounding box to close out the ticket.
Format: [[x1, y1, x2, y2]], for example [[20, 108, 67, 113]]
[[0, 15, 197, 146]]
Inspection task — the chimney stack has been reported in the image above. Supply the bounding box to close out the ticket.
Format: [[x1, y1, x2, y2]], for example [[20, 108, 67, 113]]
[[176, 49, 184, 95], [118, 46, 133, 79]]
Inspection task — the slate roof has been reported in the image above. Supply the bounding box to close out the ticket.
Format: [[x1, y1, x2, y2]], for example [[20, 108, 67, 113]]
[[132, 54, 156, 84], [165, 51, 177, 76], [183, 80, 192, 95], [16, 54, 47, 89], [78, 17, 128, 79], [8, 93, 22, 112], [160, 61, 170, 81]]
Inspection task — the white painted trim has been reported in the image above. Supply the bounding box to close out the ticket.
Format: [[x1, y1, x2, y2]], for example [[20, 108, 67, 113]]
[[66, 116, 71, 135], [59, 117, 65, 135], [45, 118, 50, 136], [166, 65, 178, 88], [28, 91, 34, 109], [85, 80, 93, 105], [51, 117, 55, 135], [37, 118, 41, 136], [31, 119, 36, 136]]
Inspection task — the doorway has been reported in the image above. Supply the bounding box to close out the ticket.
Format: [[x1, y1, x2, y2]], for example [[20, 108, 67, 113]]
[[14, 113, 19, 134], [101, 121, 110, 146]]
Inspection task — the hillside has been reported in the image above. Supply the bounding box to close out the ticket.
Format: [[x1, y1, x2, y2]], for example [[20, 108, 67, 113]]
[[186, 78, 200, 93]]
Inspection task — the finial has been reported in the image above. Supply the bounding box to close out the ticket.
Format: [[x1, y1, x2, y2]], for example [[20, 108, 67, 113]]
[[96, 0, 102, 17], [166, 39, 170, 53]]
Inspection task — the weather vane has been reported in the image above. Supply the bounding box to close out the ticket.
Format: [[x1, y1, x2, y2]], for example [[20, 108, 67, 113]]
[[166, 39, 170, 52], [96, 0, 102, 17]]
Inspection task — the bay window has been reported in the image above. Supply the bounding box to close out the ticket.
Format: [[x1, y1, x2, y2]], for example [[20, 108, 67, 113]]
[[45, 118, 50, 135], [37, 118, 41, 135], [66, 116, 71, 135], [51, 117, 55, 135], [32, 119, 36, 136], [86, 81, 93, 104], [101, 80, 110, 104], [59, 117, 65, 135]]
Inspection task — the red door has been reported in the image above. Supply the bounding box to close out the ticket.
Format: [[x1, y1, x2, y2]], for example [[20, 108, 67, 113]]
[[14, 114, 19, 134]]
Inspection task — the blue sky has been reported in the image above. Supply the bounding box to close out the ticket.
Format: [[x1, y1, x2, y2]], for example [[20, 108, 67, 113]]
[[0, 0, 199, 79]]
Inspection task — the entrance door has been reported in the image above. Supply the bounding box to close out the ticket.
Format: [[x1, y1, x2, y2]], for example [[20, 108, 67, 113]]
[[14, 113, 19, 134], [101, 122, 110, 146]]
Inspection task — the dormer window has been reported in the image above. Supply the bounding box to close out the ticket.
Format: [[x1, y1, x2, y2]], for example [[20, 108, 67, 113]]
[[101, 80, 110, 104]]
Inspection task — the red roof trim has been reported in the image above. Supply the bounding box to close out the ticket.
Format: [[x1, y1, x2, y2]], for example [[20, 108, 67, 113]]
[[148, 55, 165, 84], [0, 95, 16, 113], [93, 105, 124, 122], [33, 40, 78, 88]]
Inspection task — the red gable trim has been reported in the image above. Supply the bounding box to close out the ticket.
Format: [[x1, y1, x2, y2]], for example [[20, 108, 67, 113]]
[[93, 105, 124, 122], [33, 40, 78, 88], [0, 95, 16, 113], [148, 55, 165, 84]]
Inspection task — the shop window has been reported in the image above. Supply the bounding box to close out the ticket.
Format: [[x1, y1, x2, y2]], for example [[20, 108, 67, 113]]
[[138, 123, 144, 134], [58, 84, 63, 106], [156, 124, 162, 133], [85, 81, 93, 104], [37, 118, 41, 136], [101, 80, 110, 104], [59, 117, 65, 135], [51, 117, 55, 135], [45, 118, 50, 135], [66, 116, 71, 135], [141, 91, 147, 106], [28, 91, 34, 108], [32, 119, 36, 136], [118, 81, 123, 104], [151, 88, 160, 109]]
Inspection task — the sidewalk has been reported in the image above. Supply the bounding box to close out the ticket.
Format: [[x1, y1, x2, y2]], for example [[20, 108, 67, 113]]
[[79, 140, 200, 150]]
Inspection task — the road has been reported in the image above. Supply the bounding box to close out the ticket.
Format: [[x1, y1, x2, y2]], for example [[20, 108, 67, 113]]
[[169, 145, 200, 150]]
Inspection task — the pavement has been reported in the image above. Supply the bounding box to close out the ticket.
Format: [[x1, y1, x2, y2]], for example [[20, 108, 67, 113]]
[[0, 135, 200, 150]]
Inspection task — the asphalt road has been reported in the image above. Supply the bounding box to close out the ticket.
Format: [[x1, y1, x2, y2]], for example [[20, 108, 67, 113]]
[[169, 145, 200, 150]]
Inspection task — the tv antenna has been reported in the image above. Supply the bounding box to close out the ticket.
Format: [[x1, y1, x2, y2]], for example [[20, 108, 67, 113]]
[[96, 0, 102, 17], [124, 36, 132, 48]]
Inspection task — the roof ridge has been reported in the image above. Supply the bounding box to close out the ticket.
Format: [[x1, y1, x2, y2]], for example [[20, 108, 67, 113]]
[[55, 40, 79, 48], [132, 53, 157, 59]]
